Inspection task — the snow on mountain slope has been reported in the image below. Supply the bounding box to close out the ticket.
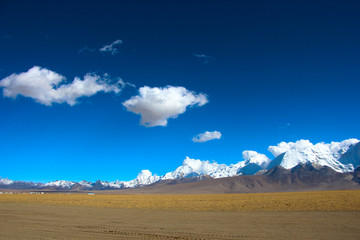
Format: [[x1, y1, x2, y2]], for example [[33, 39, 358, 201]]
[[267, 139, 360, 172], [107, 180, 124, 189], [242, 151, 271, 168], [162, 157, 228, 180], [160, 139, 358, 181], [91, 180, 123, 189], [161, 152, 270, 180], [78, 180, 92, 188], [123, 170, 160, 188], [44, 180, 75, 188], [338, 142, 360, 166], [235, 151, 271, 175], [0, 178, 14, 185]]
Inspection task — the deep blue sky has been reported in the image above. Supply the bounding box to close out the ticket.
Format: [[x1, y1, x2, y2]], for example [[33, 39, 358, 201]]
[[1, 0, 359, 182]]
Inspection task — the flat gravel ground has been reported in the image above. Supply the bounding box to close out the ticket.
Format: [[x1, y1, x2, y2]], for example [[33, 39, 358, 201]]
[[1, 193, 360, 239]]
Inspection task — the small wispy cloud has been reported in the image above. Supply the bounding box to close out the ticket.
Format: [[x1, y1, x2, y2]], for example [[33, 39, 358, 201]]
[[192, 131, 221, 143], [99, 39, 123, 55], [278, 123, 291, 129], [193, 53, 215, 64], [78, 46, 96, 53]]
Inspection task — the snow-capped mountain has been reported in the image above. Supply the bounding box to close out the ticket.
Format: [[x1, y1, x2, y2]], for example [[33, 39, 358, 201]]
[[0, 178, 14, 185], [45, 180, 75, 188], [1, 138, 359, 190], [162, 157, 228, 180], [161, 151, 270, 180], [338, 142, 360, 167], [0, 178, 44, 189], [123, 170, 160, 188], [90, 170, 160, 189], [267, 139, 360, 172], [78, 180, 92, 188], [119, 138, 360, 186], [102, 180, 124, 189]]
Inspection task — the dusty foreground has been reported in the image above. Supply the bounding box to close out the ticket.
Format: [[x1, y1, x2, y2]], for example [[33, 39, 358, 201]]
[[1, 191, 360, 239]]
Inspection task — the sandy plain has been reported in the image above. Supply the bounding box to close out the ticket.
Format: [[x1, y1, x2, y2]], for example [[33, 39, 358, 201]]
[[1, 190, 360, 239]]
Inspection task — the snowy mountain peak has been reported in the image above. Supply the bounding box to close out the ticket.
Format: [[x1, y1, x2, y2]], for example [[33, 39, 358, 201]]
[[242, 150, 271, 168], [78, 180, 92, 188], [122, 170, 160, 188], [45, 180, 75, 188], [136, 170, 160, 185], [0, 178, 14, 185], [162, 154, 271, 180], [162, 157, 227, 180], [328, 138, 360, 159], [267, 139, 360, 172]]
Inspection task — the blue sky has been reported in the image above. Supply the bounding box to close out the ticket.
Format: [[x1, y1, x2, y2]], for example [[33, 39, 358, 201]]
[[1, 0, 359, 182]]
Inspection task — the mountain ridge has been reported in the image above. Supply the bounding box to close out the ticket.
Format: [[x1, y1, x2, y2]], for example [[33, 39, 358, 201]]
[[1, 138, 359, 191], [1, 164, 360, 193]]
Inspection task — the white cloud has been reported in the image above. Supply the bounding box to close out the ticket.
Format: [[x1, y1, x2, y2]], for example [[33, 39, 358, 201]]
[[193, 53, 215, 64], [99, 39, 123, 55], [78, 46, 96, 53], [0, 66, 124, 106], [123, 86, 208, 127], [192, 131, 221, 143]]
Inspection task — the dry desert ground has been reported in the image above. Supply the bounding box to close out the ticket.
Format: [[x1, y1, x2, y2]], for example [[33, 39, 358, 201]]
[[1, 190, 360, 239]]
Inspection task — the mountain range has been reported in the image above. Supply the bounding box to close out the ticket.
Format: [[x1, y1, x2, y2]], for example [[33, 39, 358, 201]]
[[1, 138, 359, 191]]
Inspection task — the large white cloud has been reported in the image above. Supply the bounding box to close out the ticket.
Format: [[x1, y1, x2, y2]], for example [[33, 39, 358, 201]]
[[0, 66, 123, 106], [192, 131, 221, 143], [122, 86, 208, 127], [99, 39, 123, 55]]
